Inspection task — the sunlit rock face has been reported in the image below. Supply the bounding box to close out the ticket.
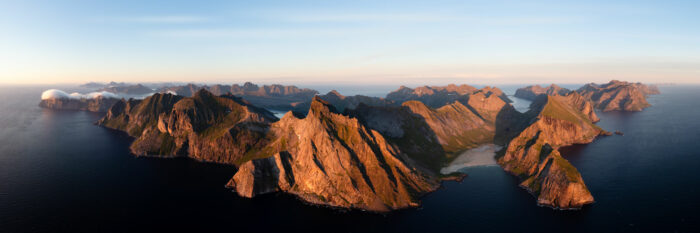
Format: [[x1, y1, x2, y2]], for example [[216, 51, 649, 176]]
[[498, 94, 608, 209], [97, 90, 277, 164], [228, 97, 440, 212]]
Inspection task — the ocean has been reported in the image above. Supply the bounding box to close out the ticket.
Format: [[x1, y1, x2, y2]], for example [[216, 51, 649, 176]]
[[1, 84, 699, 232]]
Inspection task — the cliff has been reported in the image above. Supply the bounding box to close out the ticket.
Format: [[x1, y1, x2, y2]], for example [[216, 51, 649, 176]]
[[227, 97, 440, 212], [514, 84, 572, 100], [497, 93, 607, 209], [98, 90, 277, 164], [576, 80, 659, 112]]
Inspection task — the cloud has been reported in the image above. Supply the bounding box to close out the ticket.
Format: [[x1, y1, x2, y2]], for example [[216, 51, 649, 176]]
[[118, 16, 210, 23], [41, 89, 152, 100]]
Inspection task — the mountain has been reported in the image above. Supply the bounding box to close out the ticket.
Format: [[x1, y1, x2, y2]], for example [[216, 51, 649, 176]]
[[514, 84, 572, 100], [84, 82, 649, 212], [98, 84, 154, 95], [228, 97, 440, 212], [291, 90, 395, 114], [79, 81, 130, 89], [497, 93, 607, 209], [386, 84, 512, 108], [39, 96, 119, 112], [98, 90, 277, 164], [576, 80, 659, 112], [157, 82, 318, 110], [345, 89, 522, 171], [79, 82, 107, 89]]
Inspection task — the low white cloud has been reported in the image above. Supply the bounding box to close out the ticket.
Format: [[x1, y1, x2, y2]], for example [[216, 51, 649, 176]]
[[41, 89, 152, 100]]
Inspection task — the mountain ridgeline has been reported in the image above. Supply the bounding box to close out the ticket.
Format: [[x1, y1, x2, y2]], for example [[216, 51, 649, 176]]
[[95, 84, 527, 211], [157, 82, 318, 110], [98, 90, 277, 164], [71, 81, 659, 211], [515, 80, 660, 111]]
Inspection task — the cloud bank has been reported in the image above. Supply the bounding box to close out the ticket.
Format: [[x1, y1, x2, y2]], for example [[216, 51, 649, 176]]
[[40, 89, 152, 100]]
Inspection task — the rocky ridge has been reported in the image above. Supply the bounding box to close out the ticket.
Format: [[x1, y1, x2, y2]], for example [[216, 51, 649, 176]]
[[514, 84, 572, 100], [228, 97, 440, 212], [157, 82, 318, 110], [386, 84, 512, 108], [497, 93, 607, 209], [98, 90, 277, 164], [576, 80, 659, 112]]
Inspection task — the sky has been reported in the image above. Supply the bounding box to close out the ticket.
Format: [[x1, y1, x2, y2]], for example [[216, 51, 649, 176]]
[[1, 0, 699, 85]]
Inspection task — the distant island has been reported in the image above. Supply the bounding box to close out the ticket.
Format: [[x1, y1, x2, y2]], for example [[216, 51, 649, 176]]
[[38, 80, 659, 212], [515, 80, 660, 111]]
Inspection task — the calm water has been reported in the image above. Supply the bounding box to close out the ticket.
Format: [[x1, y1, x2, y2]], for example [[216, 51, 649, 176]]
[[1, 85, 699, 232]]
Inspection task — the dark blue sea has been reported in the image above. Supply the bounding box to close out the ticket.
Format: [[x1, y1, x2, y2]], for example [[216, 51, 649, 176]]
[[1, 84, 699, 233]]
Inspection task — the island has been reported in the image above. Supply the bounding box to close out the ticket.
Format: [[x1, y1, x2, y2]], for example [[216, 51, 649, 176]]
[[39, 89, 121, 112], [38, 80, 660, 212], [577, 80, 660, 111]]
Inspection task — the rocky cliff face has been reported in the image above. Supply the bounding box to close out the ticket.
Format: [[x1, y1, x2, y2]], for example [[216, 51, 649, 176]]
[[228, 97, 439, 212], [576, 80, 659, 112], [497, 94, 607, 209], [514, 84, 572, 100], [386, 84, 511, 108], [39, 96, 120, 112], [98, 90, 277, 164]]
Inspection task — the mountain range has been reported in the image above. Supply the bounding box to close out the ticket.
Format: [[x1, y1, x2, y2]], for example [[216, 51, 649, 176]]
[[39, 80, 660, 211]]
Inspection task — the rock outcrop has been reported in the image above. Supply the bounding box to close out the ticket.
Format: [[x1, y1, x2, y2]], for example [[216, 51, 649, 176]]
[[576, 80, 659, 112], [386, 84, 511, 108], [98, 90, 277, 164], [497, 93, 607, 209], [227, 97, 439, 212], [514, 84, 571, 100]]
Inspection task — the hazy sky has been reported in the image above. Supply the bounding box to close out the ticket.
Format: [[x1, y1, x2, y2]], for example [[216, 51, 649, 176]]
[[1, 0, 699, 85]]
